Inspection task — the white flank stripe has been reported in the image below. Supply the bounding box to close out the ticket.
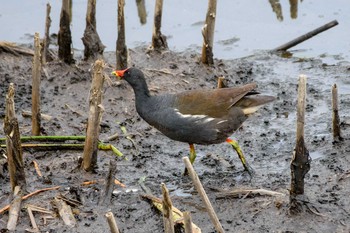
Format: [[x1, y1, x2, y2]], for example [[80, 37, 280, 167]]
[[203, 117, 215, 123], [217, 120, 227, 125], [174, 109, 215, 122]]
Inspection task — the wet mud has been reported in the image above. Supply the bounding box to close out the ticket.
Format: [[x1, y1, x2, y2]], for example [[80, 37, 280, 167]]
[[0, 47, 350, 232]]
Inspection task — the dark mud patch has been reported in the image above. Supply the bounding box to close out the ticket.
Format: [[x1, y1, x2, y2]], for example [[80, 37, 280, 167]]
[[1, 47, 350, 232]]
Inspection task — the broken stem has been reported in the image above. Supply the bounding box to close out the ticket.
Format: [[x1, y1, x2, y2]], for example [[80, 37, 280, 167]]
[[290, 75, 311, 214], [116, 0, 128, 69], [0, 142, 123, 157], [332, 84, 342, 141], [182, 157, 224, 233], [82, 59, 105, 171], [7, 186, 22, 231], [105, 212, 120, 233], [161, 183, 174, 233], [201, 0, 217, 65], [32, 33, 42, 136], [0, 135, 86, 142]]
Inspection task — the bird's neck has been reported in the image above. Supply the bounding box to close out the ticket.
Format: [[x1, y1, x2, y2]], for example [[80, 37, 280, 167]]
[[133, 85, 151, 100], [134, 89, 154, 121], [128, 76, 151, 100]]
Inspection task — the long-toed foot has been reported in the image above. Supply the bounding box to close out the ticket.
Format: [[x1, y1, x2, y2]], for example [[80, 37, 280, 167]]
[[226, 138, 255, 176]]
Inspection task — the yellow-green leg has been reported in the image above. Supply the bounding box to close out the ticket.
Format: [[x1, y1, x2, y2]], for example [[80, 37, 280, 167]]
[[189, 144, 197, 164], [226, 138, 254, 176], [184, 143, 197, 175]]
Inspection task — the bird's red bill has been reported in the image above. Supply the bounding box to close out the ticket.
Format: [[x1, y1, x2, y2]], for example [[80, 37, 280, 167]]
[[112, 68, 128, 78]]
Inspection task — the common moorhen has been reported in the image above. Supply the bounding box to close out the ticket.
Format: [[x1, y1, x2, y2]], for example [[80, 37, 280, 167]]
[[113, 67, 275, 175]]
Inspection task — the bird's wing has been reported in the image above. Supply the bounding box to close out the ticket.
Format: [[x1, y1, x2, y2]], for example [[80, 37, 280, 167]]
[[174, 83, 257, 118]]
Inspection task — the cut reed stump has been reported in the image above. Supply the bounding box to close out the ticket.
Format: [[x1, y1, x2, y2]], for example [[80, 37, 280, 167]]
[[332, 84, 342, 142], [58, 0, 74, 64], [217, 76, 226, 89], [201, 0, 217, 65], [82, 60, 105, 171], [116, 0, 128, 70], [42, 3, 51, 64], [32, 32, 42, 136], [82, 0, 105, 60], [151, 0, 168, 51], [161, 183, 175, 233], [289, 75, 311, 214], [4, 84, 27, 191]]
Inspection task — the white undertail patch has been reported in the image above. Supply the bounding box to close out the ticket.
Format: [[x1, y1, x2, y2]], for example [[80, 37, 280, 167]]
[[243, 106, 260, 115]]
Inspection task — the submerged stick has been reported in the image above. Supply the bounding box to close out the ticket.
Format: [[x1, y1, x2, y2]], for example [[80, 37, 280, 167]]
[[0, 142, 123, 157], [105, 212, 120, 233], [290, 75, 311, 214], [22, 110, 52, 121], [58, 0, 74, 64], [161, 183, 174, 233], [215, 188, 285, 199], [0, 42, 34, 56], [201, 0, 217, 65], [0, 135, 86, 143], [54, 197, 76, 227], [27, 206, 40, 232], [4, 84, 26, 191], [32, 32, 42, 136], [0, 143, 85, 150], [183, 157, 224, 233], [116, 0, 128, 70], [99, 160, 117, 205], [332, 84, 342, 142], [42, 3, 51, 64], [273, 20, 338, 52], [0, 186, 60, 214], [82, 59, 105, 171], [7, 186, 22, 231], [151, 0, 168, 51]]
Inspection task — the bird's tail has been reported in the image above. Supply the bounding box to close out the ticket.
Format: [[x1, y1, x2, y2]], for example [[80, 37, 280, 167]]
[[238, 95, 275, 115]]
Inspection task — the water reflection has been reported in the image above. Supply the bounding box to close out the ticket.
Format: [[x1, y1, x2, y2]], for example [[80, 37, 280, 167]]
[[0, 0, 348, 60], [268, 0, 302, 21], [136, 0, 147, 25], [269, 0, 283, 21], [134, 0, 303, 27]]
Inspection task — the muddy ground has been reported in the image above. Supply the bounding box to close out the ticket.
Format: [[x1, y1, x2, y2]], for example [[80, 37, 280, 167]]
[[0, 46, 350, 232]]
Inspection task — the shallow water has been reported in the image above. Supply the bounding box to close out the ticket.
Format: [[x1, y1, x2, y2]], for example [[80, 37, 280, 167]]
[[0, 0, 349, 61]]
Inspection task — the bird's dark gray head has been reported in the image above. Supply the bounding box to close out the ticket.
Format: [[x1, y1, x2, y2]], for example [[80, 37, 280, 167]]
[[113, 67, 150, 96]]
